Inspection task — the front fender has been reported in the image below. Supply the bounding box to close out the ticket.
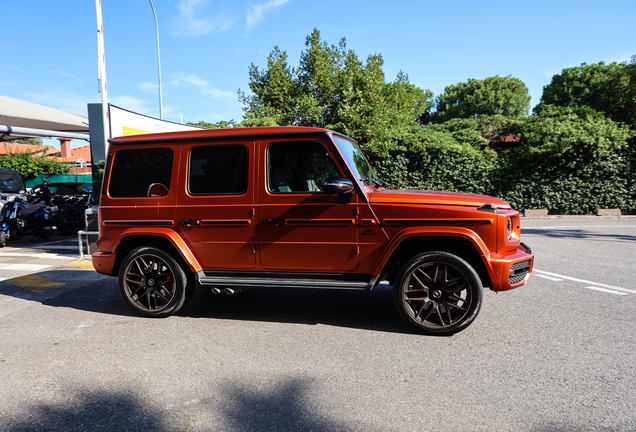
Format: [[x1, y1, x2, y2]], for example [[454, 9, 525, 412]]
[[371, 226, 491, 277]]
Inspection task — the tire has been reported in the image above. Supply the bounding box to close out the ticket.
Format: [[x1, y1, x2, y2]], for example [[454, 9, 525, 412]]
[[0, 231, 6, 248], [39, 227, 53, 239], [56, 212, 76, 235], [118, 246, 190, 318], [393, 252, 483, 336]]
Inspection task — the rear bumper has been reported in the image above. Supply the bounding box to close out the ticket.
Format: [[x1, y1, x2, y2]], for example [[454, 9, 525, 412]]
[[91, 251, 116, 276], [487, 244, 533, 291]]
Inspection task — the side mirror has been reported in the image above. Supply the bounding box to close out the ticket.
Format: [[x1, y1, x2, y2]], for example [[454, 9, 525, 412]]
[[323, 177, 354, 203]]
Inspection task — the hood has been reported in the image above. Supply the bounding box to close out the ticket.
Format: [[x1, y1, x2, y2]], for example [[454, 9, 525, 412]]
[[369, 189, 511, 209]]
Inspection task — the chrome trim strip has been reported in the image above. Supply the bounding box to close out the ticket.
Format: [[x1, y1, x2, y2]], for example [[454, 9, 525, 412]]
[[103, 220, 174, 226], [197, 275, 370, 290], [285, 219, 355, 225], [382, 219, 492, 226]]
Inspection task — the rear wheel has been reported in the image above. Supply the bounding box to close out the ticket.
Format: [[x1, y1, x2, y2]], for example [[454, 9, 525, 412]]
[[118, 246, 190, 317], [393, 252, 483, 336], [56, 212, 76, 235]]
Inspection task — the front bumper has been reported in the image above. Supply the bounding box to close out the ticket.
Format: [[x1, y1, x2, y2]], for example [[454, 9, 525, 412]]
[[487, 244, 533, 291]]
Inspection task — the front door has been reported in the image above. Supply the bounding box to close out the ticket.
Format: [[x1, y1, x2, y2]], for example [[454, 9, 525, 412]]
[[177, 140, 256, 270], [257, 138, 359, 272]]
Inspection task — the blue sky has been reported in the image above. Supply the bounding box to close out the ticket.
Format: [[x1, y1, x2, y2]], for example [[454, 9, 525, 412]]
[[1, 0, 635, 148]]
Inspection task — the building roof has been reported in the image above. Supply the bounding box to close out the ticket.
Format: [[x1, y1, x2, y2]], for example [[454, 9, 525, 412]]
[[0, 142, 58, 157], [0, 143, 91, 163], [54, 144, 92, 164]]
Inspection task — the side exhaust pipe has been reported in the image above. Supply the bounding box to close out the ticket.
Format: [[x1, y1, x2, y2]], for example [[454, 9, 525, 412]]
[[210, 287, 222, 295]]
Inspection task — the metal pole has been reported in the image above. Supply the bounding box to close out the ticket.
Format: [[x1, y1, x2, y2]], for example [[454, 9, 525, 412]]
[[149, 0, 163, 119], [95, 0, 110, 149]]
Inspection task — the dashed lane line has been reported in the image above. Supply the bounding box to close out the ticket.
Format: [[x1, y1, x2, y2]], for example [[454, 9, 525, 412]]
[[584, 286, 628, 296], [534, 269, 636, 295]]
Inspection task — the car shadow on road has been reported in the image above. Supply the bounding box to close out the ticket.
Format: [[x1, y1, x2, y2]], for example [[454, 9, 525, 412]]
[[1, 266, 415, 334], [181, 283, 413, 334]]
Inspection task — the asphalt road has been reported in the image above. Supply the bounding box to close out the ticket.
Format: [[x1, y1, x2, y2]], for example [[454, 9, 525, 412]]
[[0, 219, 635, 432]]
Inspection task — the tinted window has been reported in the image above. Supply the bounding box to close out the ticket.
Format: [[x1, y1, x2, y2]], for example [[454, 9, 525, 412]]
[[189, 145, 248, 195], [109, 148, 173, 197], [268, 142, 341, 193]]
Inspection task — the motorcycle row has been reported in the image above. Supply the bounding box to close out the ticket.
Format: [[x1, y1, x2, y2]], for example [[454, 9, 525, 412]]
[[0, 184, 93, 248]]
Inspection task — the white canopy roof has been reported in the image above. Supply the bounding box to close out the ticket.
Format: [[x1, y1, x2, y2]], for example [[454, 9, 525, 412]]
[[0, 95, 89, 141]]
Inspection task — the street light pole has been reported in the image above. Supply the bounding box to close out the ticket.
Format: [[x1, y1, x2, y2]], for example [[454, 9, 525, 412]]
[[149, 0, 163, 119]]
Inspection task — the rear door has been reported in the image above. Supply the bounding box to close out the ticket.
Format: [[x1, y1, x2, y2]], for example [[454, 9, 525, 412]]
[[177, 140, 256, 270], [257, 138, 359, 272]]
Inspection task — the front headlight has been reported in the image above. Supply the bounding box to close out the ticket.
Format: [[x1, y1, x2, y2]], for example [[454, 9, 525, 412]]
[[7, 195, 15, 203]]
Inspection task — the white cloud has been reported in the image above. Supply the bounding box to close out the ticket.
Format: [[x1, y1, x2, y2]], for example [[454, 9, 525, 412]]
[[57, 71, 84, 84], [109, 95, 152, 114], [172, 0, 233, 37], [138, 81, 158, 93], [246, 0, 290, 29], [170, 73, 235, 100]]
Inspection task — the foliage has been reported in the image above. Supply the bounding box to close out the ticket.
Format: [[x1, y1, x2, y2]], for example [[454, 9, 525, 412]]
[[536, 56, 636, 127], [428, 115, 525, 150], [8, 137, 43, 145], [0, 152, 70, 180], [496, 107, 635, 214], [423, 76, 531, 124], [371, 125, 498, 195], [239, 29, 433, 152]]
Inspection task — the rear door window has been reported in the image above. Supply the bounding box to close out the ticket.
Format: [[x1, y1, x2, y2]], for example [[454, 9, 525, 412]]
[[188, 145, 249, 195], [108, 148, 173, 197]]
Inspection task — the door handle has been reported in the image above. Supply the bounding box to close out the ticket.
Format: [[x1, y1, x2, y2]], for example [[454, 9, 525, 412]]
[[180, 219, 201, 226], [262, 219, 284, 225]]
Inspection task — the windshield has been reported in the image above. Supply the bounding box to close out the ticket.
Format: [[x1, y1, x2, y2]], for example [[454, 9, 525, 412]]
[[0, 170, 26, 193], [333, 136, 380, 187]]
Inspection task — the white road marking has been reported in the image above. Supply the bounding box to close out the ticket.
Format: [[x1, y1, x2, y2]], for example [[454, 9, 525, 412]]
[[534, 269, 636, 294], [0, 252, 75, 259], [534, 274, 563, 281], [584, 286, 628, 296], [0, 264, 51, 271]]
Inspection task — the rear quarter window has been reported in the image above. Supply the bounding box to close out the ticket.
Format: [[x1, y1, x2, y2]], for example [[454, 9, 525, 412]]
[[108, 148, 173, 197]]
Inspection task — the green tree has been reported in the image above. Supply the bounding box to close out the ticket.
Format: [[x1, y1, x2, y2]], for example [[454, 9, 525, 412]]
[[495, 106, 635, 213], [424, 76, 531, 124], [536, 56, 636, 127], [0, 152, 70, 179], [239, 29, 433, 154], [8, 137, 43, 145]]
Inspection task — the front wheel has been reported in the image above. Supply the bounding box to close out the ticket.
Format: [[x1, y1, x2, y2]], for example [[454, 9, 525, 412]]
[[118, 247, 190, 317], [393, 252, 483, 336], [0, 231, 6, 248]]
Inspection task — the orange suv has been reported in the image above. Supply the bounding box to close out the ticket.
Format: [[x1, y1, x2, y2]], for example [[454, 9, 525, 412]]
[[92, 127, 533, 335]]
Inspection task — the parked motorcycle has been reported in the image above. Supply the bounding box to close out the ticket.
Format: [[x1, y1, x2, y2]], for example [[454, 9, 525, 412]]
[[53, 193, 93, 235], [0, 187, 53, 247]]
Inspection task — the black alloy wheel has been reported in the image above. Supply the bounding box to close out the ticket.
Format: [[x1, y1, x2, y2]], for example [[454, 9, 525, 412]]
[[393, 252, 483, 336], [118, 247, 189, 317]]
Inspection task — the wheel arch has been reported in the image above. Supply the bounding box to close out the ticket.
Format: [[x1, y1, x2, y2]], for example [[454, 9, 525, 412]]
[[112, 229, 202, 277], [374, 229, 493, 289]]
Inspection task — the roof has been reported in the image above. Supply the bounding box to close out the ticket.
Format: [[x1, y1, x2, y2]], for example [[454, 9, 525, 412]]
[[109, 126, 334, 145], [0, 143, 91, 163], [0, 95, 89, 133], [54, 144, 92, 164], [0, 143, 58, 157]]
